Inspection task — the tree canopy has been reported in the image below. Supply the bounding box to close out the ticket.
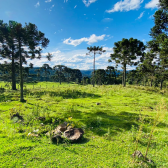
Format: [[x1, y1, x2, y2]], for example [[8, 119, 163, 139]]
[[109, 38, 145, 87], [0, 20, 51, 102]]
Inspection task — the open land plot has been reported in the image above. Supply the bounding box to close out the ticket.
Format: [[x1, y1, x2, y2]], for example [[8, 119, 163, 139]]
[[0, 82, 168, 167]]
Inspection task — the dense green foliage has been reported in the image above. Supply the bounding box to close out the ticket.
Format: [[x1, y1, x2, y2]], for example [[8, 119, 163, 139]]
[[109, 38, 145, 87], [146, 0, 168, 89], [0, 20, 51, 102]]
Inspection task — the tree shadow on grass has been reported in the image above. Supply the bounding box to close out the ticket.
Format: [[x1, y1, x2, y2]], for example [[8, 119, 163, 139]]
[[64, 109, 167, 137], [75, 137, 90, 144], [51, 137, 89, 147], [63, 110, 83, 120], [84, 111, 139, 136], [26, 90, 101, 99], [62, 109, 140, 137], [0, 94, 13, 102], [24, 82, 39, 85], [156, 122, 168, 128]]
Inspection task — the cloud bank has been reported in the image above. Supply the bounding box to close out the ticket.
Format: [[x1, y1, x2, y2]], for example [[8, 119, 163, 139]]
[[137, 11, 145, 19], [106, 0, 144, 13], [63, 34, 106, 46], [35, 1, 40, 7], [45, 0, 52, 3], [82, 0, 97, 7], [145, 0, 159, 9]]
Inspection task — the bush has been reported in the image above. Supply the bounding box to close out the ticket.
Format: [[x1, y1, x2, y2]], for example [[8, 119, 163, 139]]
[[128, 80, 133, 85], [0, 87, 5, 93]]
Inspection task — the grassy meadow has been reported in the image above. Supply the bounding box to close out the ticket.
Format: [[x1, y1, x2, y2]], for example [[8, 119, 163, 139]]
[[0, 81, 168, 167]]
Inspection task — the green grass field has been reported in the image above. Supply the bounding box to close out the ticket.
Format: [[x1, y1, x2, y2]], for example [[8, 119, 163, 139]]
[[0, 81, 168, 168]]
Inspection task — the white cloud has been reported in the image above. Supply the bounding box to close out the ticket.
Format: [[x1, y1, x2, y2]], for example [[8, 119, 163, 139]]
[[26, 57, 49, 67], [63, 37, 87, 47], [35, 1, 40, 7], [96, 53, 111, 61], [104, 27, 109, 31], [23, 48, 135, 70], [106, 0, 144, 13], [82, 0, 97, 7], [103, 47, 113, 52], [142, 39, 146, 42], [63, 34, 106, 47], [126, 66, 136, 70], [22, 46, 29, 50], [0, 58, 11, 64], [35, 46, 42, 50], [103, 18, 113, 22], [145, 0, 159, 9], [49, 4, 55, 11], [149, 14, 154, 19], [137, 11, 145, 19], [74, 5, 77, 8], [25, 50, 87, 68], [25, 48, 112, 70], [0, 45, 115, 70], [45, 0, 52, 3], [72, 54, 88, 59], [87, 34, 106, 44], [64, 0, 68, 2], [105, 35, 113, 41]]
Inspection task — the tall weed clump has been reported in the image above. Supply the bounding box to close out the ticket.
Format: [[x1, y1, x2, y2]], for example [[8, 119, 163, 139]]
[[144, 99, 167, 159], [131, 99, 167, 167]]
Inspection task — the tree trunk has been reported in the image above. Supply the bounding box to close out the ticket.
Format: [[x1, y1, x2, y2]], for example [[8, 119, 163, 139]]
[[122, 72, 124, 86], [67, 73, 69, 83], [160, 80, 163, 90], [93, 52, 95, 87], [11, 49, 16, 90], [59, 70, 61, 85], [143, 77, 146, 86], [114, 71, 116, 83], [45, 71, 47, 82], [109, 69, 112, 84], [123, 63, 126, 87], [19, 39, 24, 102], [150, 79, 153, 87]]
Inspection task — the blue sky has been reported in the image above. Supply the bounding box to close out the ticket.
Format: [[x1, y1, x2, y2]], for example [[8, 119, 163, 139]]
[[0, 0, 159, 70]]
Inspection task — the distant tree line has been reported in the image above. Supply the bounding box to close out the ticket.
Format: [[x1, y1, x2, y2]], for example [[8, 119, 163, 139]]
[[29, 64, 83, 84], [0, 63, 120, 85], [0, 63, 83, 84]]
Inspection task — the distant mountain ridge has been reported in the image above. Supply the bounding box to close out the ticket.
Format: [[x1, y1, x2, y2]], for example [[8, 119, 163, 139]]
[[28, 67, 94, 77], [28, 67, 126, 78], [80, 69, 93, 78]]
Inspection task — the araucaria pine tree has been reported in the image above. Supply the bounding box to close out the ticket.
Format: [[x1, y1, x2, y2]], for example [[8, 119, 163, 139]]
[[109, 38, 145, 87], [86, 46, 106, 87]]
